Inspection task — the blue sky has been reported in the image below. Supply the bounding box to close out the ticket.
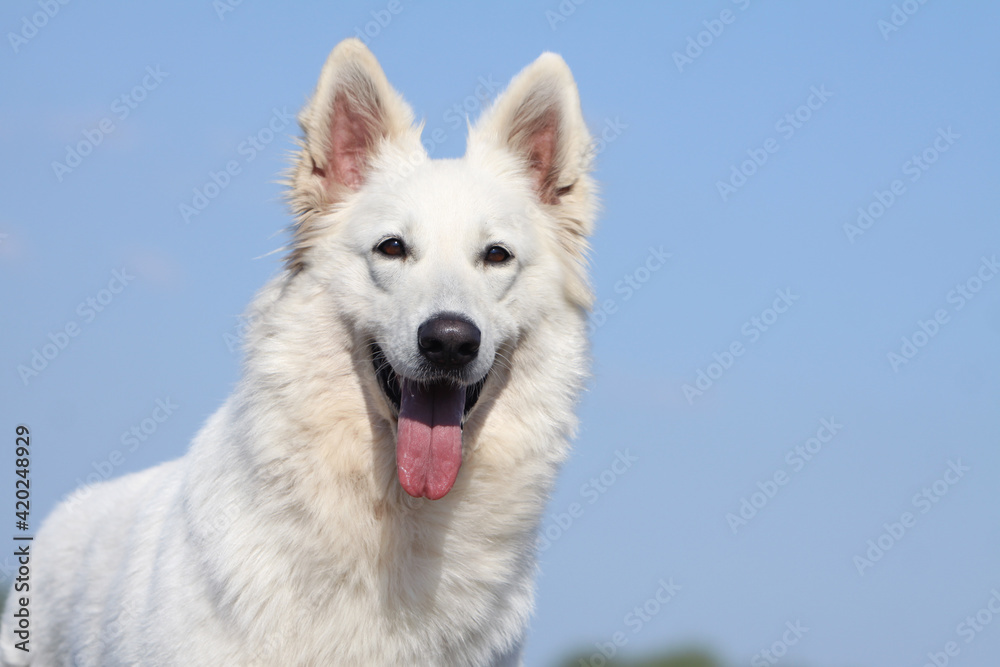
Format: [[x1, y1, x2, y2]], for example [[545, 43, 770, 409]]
[[3, 2, 1000, 665]]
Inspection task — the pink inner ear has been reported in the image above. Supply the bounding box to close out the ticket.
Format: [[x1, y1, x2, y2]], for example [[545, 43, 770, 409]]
[[326, 93, 377, 191], [524, 111, 560, 204]]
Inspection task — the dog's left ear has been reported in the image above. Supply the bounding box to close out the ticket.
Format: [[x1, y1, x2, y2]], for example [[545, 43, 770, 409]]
[[468, 53, 596, 304]]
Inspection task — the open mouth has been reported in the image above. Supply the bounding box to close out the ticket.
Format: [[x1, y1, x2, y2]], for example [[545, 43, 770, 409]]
[[371, 343, 485, 418], [371, 343, 487, 500]]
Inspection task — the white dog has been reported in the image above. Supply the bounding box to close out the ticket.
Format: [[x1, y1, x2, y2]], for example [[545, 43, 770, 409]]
[[3, 38, 596, 666]]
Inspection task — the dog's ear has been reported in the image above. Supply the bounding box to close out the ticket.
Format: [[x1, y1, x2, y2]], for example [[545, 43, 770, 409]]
[[468, 53, 596, 305], [286, 39, 418, 272], [469, 54, 593, 207]]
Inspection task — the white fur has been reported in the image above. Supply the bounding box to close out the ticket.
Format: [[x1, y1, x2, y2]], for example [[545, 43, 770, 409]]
[[2, 39, 595, 666]]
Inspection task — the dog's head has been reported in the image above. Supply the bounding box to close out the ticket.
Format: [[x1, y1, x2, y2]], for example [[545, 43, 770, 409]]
[[284, 39, 595, 499]]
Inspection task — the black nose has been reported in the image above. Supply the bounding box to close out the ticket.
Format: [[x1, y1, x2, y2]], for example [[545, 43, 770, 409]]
[[418, 315, 481, 370]]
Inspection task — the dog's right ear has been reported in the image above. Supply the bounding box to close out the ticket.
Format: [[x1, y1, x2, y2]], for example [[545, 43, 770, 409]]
[[286, 39, 417, 272]]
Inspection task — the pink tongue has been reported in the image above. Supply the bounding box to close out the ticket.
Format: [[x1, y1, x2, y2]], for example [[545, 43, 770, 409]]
[[396, 380, 466, 500]]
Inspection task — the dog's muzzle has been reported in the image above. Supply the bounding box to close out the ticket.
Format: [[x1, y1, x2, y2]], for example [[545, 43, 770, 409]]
[[370, 314, 489, 500]]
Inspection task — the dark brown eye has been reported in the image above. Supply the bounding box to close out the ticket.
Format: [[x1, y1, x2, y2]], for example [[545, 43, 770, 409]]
[[376, 238, 406, 258], [485, 245, 511, 264]]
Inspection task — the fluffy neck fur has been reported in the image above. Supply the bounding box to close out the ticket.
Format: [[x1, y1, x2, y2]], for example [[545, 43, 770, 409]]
[[181, 269, 587, 663]]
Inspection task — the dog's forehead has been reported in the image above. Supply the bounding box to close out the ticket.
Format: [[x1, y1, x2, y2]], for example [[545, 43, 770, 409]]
[[385, 158, 532, 232]]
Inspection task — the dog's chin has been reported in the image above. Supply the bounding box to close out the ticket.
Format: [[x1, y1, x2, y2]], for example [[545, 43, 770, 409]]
[[370, 343, 486, 420]]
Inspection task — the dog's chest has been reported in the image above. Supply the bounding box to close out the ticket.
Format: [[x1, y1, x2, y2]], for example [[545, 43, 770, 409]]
[[248, 497, 530, 665]]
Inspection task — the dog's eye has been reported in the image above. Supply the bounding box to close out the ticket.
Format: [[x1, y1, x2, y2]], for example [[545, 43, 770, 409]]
[[376, 238, 406, 258], [485, 245, 512, 264]]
